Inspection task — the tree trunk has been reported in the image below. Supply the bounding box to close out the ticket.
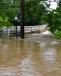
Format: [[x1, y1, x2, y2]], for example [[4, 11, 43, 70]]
[[20, 0, 25, 39]]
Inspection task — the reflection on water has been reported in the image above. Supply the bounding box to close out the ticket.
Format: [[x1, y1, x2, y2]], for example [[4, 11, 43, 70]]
[[0, 36, 61, 76]]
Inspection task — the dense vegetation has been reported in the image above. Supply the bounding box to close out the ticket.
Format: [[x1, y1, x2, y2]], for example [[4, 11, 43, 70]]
[[0, 0, 61, 38], [25, 0, 47, 25], [0, 0, 48, 27], [0, 0, 19, 28], [47, 0, 61, 39]]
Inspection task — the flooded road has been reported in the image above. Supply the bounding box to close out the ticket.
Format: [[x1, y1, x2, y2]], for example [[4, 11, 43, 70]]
[[0, 34, 61, 76]]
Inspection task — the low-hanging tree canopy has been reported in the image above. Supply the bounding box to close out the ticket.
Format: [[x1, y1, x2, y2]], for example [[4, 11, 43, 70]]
[[0, 0, 20, 28]]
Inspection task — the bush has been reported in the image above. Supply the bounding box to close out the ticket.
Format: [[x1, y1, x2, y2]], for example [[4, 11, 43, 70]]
[[54, 30, 61, 39]]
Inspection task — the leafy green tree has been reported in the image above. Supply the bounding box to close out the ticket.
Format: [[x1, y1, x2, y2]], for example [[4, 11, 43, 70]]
[[25, 0, 47, 25], [0, 0, 19, 28], [47, 0, 61, 33], [46, 0, 61, 39], [0, 0, 49, 27]]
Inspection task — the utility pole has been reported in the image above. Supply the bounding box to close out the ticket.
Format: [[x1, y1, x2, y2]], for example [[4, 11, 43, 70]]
[[20, 0, 25, 39]]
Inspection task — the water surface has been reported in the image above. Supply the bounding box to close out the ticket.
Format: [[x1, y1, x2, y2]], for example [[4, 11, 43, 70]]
[[0, 35, 61, 76]]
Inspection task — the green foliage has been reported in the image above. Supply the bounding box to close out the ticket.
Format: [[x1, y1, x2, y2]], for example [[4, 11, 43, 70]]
[[47, 11, 61, 32], [54, 30, 61, 39], [25, 0, 47, 25], [0, 0, 49, 27], [47, 1, 61, 39], [0, 0, 19, 28]]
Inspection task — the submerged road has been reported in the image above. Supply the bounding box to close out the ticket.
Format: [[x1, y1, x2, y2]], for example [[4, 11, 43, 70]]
[[0, 34, 61, 76]]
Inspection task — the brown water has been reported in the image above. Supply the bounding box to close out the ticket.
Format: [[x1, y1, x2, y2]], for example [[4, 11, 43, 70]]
[[0, 35, 61, 76]]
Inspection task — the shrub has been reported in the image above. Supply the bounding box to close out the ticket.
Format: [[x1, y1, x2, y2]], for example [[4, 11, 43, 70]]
[[54, 30, 61, 39]]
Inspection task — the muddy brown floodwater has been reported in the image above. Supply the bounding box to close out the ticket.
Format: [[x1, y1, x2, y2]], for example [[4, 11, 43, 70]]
[[0, 34, 61, 76]]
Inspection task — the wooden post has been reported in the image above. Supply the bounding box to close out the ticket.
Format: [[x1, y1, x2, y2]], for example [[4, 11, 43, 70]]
[[20, 0, 25, 39]]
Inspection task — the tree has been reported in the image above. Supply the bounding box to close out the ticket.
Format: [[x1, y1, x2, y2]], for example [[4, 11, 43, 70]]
[[25, 0, 47, 26], [46, 0, 61, 39], [0, 0, 48, 27], [47, 0, 61, 33], [0, 0, 20, 28]]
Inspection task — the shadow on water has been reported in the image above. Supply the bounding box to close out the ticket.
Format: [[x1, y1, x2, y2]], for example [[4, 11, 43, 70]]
[[0, 34, 61, 76]]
